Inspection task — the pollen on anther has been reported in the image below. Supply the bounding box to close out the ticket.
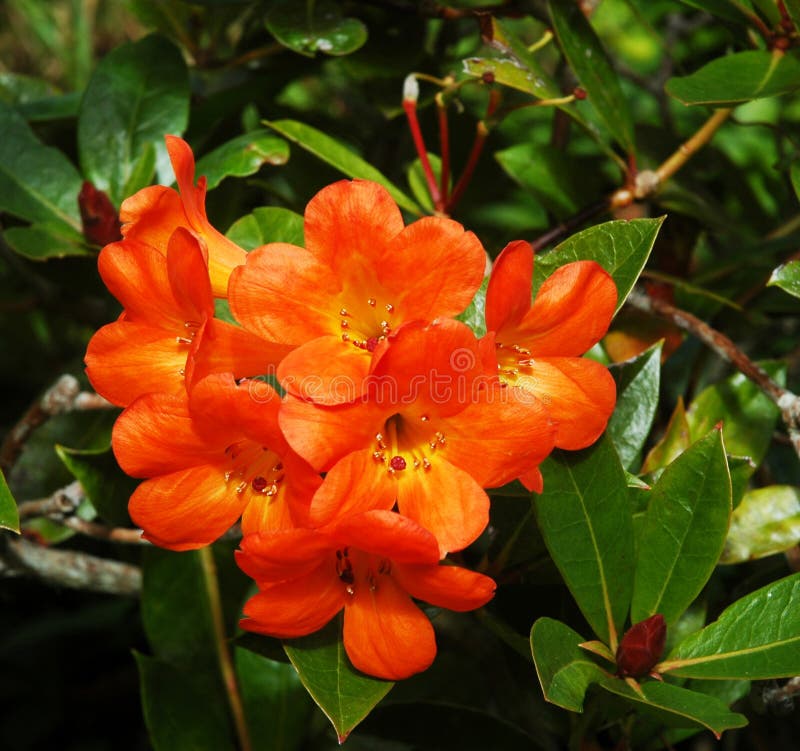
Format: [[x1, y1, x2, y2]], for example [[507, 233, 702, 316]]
[[341, 320, 349, 329], [176, 336, 193, 345], [390, 455, 407, 471], [420, 415, 429, 422], [422, 458, 431, 470], [251, 476, 268, 492], [385, 303, 394, 313], [235, 481, 247, 494], [178, 368, 185, 376], [339, 308, 349, 317], [342, 333, 350, 342], [367, 298, 376, 307], [224, 470, 232, 482], [413, 459, 421, 469], [372, 451, 386, 462]]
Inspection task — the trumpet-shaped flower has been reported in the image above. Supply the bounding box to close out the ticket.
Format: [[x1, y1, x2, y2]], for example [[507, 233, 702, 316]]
[[119, 135, 247, 297], [85, 227, 288, 407], [484, 240, 617, 472], [280, 318, 555, 555], [112, 373, 321, 549], [228, 179, 486, 404], [237, 509, 495, 680]]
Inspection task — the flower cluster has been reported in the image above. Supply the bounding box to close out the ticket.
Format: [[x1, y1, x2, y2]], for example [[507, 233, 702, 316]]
[[85, 137, 617, 680]]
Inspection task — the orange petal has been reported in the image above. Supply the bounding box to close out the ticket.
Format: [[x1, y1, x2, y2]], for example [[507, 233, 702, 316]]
[[240, 562, 344, 639], [304, 180, 405, 273], [519, 466, 543, 493], [237, 528, 333, 582], [515, 357, 616, 450], [485, 240, 533, 333], [112, 391, 223, 476], [277, 335, 370, 405], [511, 261, 617, 356], [119, 185, 184, 251], [397, 458, 489, 556], [393, 563, 496, 611], [228, 244, 340, 344], [166, 227, 214, 321], [343, 574, 435, 680], [129, 464, 247, 549], [85, 321, 190, 406], [434, 384, 556, 487], [385, 217, 485, 320], [309, 450, 396, 527], [239, 483, 296, 536]]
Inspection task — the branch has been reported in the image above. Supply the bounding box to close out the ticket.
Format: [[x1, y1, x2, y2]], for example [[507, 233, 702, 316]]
[[17, 480, 85, 520], [1, 537, 141, 596], [626, 288, 800, 458]]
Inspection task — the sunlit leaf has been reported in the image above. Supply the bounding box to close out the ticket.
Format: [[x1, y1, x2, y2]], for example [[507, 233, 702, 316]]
[[631, 430, 731, 625], [535, 435, 634, 644], [660, 572, 800, 679], [0, 470, 20, 534], [721, 485, 800, 563], [641, 397, 691, 474], [283, 614, 393, 741], [266, 0, 367, 57], [666, 50, 800, 105], [195, 131, 289, 191], [226, 206, 305, 250], [264, 119, 421, 215], [768, 260, 800, 299], [608, 342, 662, 471]]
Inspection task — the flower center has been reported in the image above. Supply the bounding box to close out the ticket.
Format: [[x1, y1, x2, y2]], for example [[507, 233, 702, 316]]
[[338, 296, 396, 351], [222, 442, 284, 499], [336, 548, 392, 597], [371, 416, 445, 476], [495, 341, 535, 382]]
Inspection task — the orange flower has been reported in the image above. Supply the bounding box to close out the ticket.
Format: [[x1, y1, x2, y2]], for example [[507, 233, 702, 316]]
[[484, 241, 617, 487], [112, 373, 321, 550], [280, 319, 555, 555], [237, 509, 495, 680], [119, 135, 246, 297], [85, 227, 288, 407], [228, 179, 486, 404]]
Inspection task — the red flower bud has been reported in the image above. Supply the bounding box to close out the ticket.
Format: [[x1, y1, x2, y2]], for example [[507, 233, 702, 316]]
[[615, 614, 666, 678], [79, 181, 122, 247]]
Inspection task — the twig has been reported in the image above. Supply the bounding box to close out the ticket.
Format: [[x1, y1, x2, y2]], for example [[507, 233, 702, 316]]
[[61, 517, 148, 545], [626, 288, 800, 458], [17, 481, 86, 520], [1, 537, 141, 596], [0, 375, 115, 471]]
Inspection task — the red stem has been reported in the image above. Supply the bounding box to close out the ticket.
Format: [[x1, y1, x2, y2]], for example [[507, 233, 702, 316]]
[[403, 98, 442, 210], [437, 96, 450, 206]]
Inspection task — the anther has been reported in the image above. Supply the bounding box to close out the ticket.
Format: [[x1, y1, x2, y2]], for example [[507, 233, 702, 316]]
[[342, 333, 350, 342], [178, 368, 185, 376], [413, 459, 421, 469], [339, 308, 349, 317], [367, 298, 376, 307], [380, 320, 389, 329], [235, 481, 247, 494], [224, 471, 232, 482], [265, 484, 278, 497], [422, 458, 431, 470], [176, 336, 193, 345], [385, 303, 394, 313], [341, 320, 349, 329], [372, 451, 386, 462], [420, 415, 429, 422]]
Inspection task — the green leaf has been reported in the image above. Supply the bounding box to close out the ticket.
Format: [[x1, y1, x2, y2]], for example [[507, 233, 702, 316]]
[[456, 276, 488, 339], [0, 100, 83, 232], [195, 131, 290, 191], [3, 224, 90, 260], [406, 153, 445, 214], [597, 676, 747, 736], [265, 0, 367, 58], [661, 572, 800, 679], [265, 119, 422, 215], [641, 397, 691, 474], [0, 470, 20, 534], [677, 0, 757, 24], [226, 207, 305, 250], [55, 444, 134, 527], [608, 342, 662, 471], [534, 217, 664, 314], [283, 613, 393, 742], [666, 50, 800, 106], [462, 58, 558, 101], [235, 647, 312, 751], [530, 617, 606, 712], [135, 653, 236, 751], [685, 362, 785, 468], [786, 0, 800, 32], [631, 430, 731, 625], [721, 485, 800, 563], [768, 259, 800, 299], [535, 435, 634, 644], [78, 34, 189, 206], [549, 0, 634, 152]]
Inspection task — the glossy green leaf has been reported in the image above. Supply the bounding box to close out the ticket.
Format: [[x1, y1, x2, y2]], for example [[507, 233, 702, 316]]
[[265, 119, 422, 215], [530, 617, 606, 712], [462, 58, 558, 101], [666, 50, 800, 106], [631, 430, 731, 625], [0, 470, 20, 534], [641, 397, 691, 474], [78, 34, 189, 206], [660, 572, 800, 679], [283, 613, 393, 742], [226, 206, 305, 250], [195, 131, 289, 191], [456, 276, 488, 339], [677, 0, 756, 24], [721, 485, 800, 563], [0, 100, 82, 233], [686, 362, 784, 467], [768, 259, 800, 299], [235, 647, 312, 751], [549, 0, 634, 151], [785, 0, 800, 30], [597, 676, 747, 736], [3, 224, 90, 260], [135, 653, 236, 751], [406, 153, 445, 214], [55, 444, 134, 527], [608, 342, 662, 470], [535, 435, 634, 644], [791, 161, 800, 204], [265, 0, 367, 57], [534, 217, 664, 314]]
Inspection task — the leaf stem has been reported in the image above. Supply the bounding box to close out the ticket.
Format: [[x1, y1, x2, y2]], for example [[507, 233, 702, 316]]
[[436, 92, 450, 207], [199, 546, 252, 751]]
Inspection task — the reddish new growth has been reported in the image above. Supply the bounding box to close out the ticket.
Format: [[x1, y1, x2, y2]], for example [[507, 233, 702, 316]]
[[616, 613, 666, 678], [78, 181, 122, 247]]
